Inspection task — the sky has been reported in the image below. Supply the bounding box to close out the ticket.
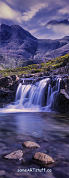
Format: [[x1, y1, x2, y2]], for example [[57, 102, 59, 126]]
[[0, 0, 69, 39]]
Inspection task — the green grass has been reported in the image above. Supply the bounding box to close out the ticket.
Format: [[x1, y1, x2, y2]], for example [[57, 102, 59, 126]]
[[0, 53, 69, 77]]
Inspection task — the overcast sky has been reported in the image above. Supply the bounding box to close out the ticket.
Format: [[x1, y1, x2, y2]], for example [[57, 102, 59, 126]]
[[0, 0, 69, 39]]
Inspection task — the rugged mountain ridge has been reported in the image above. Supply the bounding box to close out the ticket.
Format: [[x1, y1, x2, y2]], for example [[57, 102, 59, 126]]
[[0, 24, 69, 68]]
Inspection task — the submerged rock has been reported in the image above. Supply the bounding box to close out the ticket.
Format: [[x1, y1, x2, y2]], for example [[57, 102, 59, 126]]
[[4, 150, 23, 160], [34, 152, 55, 165], [23, 141, 40, 148], [0, 170, 6, 176]]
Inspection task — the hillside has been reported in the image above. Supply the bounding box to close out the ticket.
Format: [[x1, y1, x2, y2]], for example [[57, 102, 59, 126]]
[[0, 53, 69, 78], [0, 24, 69, 68]]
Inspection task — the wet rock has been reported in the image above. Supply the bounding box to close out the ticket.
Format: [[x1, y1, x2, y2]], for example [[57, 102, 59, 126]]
[[34, 152, 55, 165], [0, 170, 6, 176], [54, 89, 69, 113], [60, 80, 65, 89], [23, 141, 40, 148], [4, 150, 23, 160], [60, 89, 69, 99]]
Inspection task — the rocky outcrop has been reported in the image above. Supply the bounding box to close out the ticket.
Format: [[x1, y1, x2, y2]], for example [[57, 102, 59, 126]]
[[0, 89, 15, 103], [55, 89, 69, 113], [0, 75, 19, 105], [52, 87, 69, 113]]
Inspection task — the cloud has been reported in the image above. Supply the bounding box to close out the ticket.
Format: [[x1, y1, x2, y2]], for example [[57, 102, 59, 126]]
[[40, 21, 47, 27], [59, 7, 69, 15], [0, 1, 21, 23], [47, 23, 69, 37], [46, 18, 69, 38], [29, 29, 38, 34], [0, 0, 69, 39], [5, 0, 13, 5], [22, 3, 48, 21], [47, 19, 69, 25]]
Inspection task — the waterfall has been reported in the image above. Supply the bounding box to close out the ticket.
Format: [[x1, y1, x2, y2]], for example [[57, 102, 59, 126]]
[[15, 78, 49, 108], [0, 76, 62, 113], [13, 77, 61, 112]]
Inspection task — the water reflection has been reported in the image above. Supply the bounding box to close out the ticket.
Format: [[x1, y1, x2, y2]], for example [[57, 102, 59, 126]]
[[0, 112, 69, 138]]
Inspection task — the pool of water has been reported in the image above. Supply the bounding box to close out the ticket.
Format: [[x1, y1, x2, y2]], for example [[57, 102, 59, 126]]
[[0, 112, 69, 178]]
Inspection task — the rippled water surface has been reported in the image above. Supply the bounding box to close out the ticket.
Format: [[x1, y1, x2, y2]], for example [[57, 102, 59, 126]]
[[0, 112, 69, 178]]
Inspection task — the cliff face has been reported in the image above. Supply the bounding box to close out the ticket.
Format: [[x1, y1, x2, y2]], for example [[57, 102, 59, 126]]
[[0, 24, 69, 68]]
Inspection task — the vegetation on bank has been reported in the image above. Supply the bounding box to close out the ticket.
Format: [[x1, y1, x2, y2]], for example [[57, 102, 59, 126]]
[[0, 53, 69, 77]]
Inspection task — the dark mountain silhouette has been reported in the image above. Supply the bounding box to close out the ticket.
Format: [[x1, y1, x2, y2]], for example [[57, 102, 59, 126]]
[[0, 24, 69, 68]]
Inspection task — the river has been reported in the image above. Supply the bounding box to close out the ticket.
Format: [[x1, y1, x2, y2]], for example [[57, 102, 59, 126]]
[[0, 112, 69, 178]]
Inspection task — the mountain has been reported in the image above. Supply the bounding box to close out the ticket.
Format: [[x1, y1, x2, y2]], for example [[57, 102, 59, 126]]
[[0, 24, 69, 68], [0, 24, 37, 68]]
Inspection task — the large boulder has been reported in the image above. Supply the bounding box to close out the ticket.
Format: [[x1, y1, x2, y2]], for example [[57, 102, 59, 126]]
[[53, 89, 69, 113]]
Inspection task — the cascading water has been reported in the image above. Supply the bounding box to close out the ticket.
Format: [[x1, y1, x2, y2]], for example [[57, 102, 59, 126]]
[[15, 78, 50, 108], [0, 77, 61, 113], [12, 77, 61, 112]]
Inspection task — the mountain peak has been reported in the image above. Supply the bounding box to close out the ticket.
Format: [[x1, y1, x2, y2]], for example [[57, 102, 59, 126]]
[[0, 24, 36, 42], [0, 24, 11, 31]]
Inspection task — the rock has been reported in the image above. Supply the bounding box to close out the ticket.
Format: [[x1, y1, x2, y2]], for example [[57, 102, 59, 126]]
[[0, 75, 19, 105], [34, 152, 55, 165], [0, 77, 12, 88], [11, 75, 19, 81], [23, 141, 40, 148], [4, 150, 23, 160], [60, 80, 65, 89], [54, 89, 69, 113], [0, 170, 6, 176], [0, 88, 15, 103], [60, 89, 69, 99]]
